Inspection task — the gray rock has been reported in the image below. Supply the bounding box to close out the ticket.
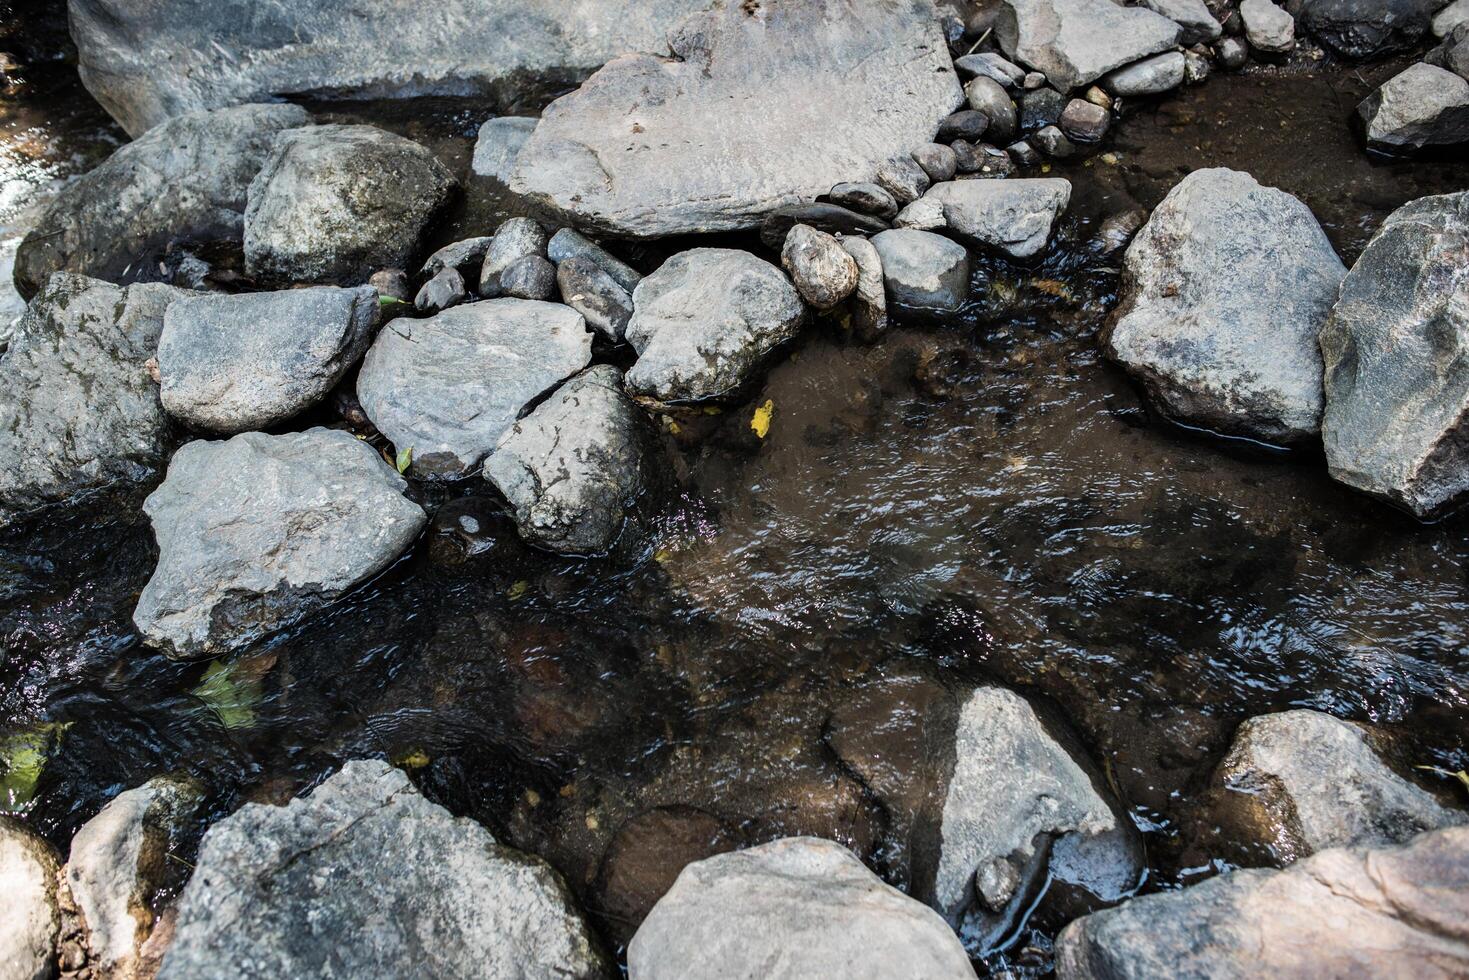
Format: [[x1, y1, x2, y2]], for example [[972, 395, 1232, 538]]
[[469, 116, 537, 181], [1437, 0, 1469, 37], [499, 254, 557, 301], [951, 139, 985, 173], [625, 248, 805, 403], [509, 1, 961, 237], [1106, 168, 1345, 444], [1019, 86, 1068, 130], [157, 285, 379, 433], [547, 228, 642, 294], [1217, 35, 1250, 68], [0, 816, 61, 980], [133, 428, 426, 657], [996, 0, 1182, 91], [13, 103, 309, 300], [921, 178, 1071, 258], [869, 229, 970, 317], [1356, 64, 1469, 155], [955, 52, 1028, 88], [1061, 98, 1111, 141], [937, 109, 991, 143], [1033, 124, 1078, 157], [1055, 827, 1469, 980], [1023, 70, 1048, 88], [1240, 0, 1296, 52], [369, 268, 411, 302], [158, 760, 609, 980], [244, 125, 457, 286], [416, 267, 468, 313], [485, 365, 653, 554], [627, 837, 977, 980], [894, 197, 948, 232], [357, 299, 592, 476], [1425, 25, 1469, 82], [758, 204, 891, 253], [1298, 0, 1440, 58], [557, 256, 634, 342], [1007, 139, 1043, 167], [480, 217, 548, 298], [1103, 51, 1186, 96], [781, 225, 859, 310], [1183, 49, 1212, 84], [826, 182, 900, 220], [1138, 0, 1222, 43], [911, 143, 958, 184], [0, 274, 192, 528], [875, 156, 933, 207], [421, 236, 494, 279], [964, 75, 1019, 144], [1320, 192, 1469, 517], [841, 237, 888, 342]]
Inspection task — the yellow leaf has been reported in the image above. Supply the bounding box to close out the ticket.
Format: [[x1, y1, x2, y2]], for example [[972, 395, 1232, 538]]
[[750, 399, 775, 439], [394, 446, 413, 474], [507, 580, 529, 600], [393, 749, 431, 770]]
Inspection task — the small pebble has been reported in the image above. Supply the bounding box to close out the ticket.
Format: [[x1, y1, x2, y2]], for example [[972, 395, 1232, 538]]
[[1019, 88, 1067, 131], [1184, 50, 1211, 84], [951, 139, 984, 173], [874, 157, 931, 205], [780, 224, 858, 310], [546, 228, 642, 294], [369, 268, 411, 302], [1084, 86, 1113, 111], [1060, 99, 1110, 142], [498, 254, 556, 300], [964, 75, 1019, 144], [1032, 125, 1077, 158], [480, 217, 547, 298], [556, 255, 633, 341], [1023, 71, 1047, 89], [1006, 140, 1042, 168], [911, 142, 958, 183], [1217, 36, 1249, 70], [415, 266, 467, 313]]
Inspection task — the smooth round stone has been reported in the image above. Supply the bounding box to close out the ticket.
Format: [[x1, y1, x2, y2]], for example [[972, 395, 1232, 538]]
[[936, 109, 989, 143], [826, 182, 900, 220], [911, 143, 958, 183], [964, 75, 1018, 144], [499, 254, 557, 301]]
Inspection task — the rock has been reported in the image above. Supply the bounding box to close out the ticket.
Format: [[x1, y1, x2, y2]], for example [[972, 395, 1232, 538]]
[[1105, 168, 1345, 444], [1183, 49, 1212, 84], [875, 156, 933, 207], [1084, 85, 1113, 110], [1356, 64, 1469, 155], [557, 256, 634, 342], [508, 1, 961, 237], [955, 52, 1027, 88], [244, 125, 457, 286], [469, 116, 537, 181], [13, 103, 309, 300], [422, 236, 494, 279], [1095, 207, 1149, 255], [781, 225, 859, 310], [951, 140, 984, 173], [157, 286, 379, 433], [1019, 86, 1068, 131], [0, 274, 192, 528], [964, 75, 1019, 144], [1297, 0, 1440, 58], [66, 775, 205, 975], [757, 203, 890, 252], [369, 268, 411, 302], [1320, 192, 1469, 517], [841, 237, 888, 342], [627, 837, 977, 980], [1239, 0, 1296, 52], [0, 816, 61, 980], [1007, 139, 1043, 167], [499, 254, 557, 301], [1217, 35, 1250, 68], [1023, 70, 1047, 88], [1054, 826, 1469, 979], [479, 217, 548, 298], [1437, 0, 1469, 37], [1425, 25, 1469, 82], [894, 197, 948, 232], [485, 365, 653, 554], [921, 178, 1070, 258], [1138, 0, 1222, 44], [625, 249, 805, 403], [1060, 99, 1110, 141], [972, 143, 1018, 176], [1033, 125, 1078, 157], [826, 182, 900, 220], [357, 299, 592, 476], [936, 109, 991, 143], [133, 429, 426, 657], [869, 229, 970, 317], [1103, 51, 1186, 96], [158, 760, 609, 979], [911, 143, 958, 184], [547, 229, 642, 294], [416, 267, 468, 313], [995, 0, 1182, 91]]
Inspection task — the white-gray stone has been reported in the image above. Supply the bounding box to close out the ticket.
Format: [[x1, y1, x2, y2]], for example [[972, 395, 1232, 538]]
[[469, 116, 537, 181], [995, 0, 1182, 91], [1138, 0, 1222, 43], [1103, 51, 1186, 96], [781, 225, 858, 310], [1436, 0, 1469, 37], [869, 229, 970, 316], [480, 217, 548, 298], [922, 178, 1071, 258], [842, 236, 888, 342], [894, 197, 947, 232], [421, 237, 493, 279], [0, 816, 60, 980], [1240, 0, 1296, 52], [1356, 64, 1469, 155], [547, 228, 642, 295], [955, 52, 1028, 89], [556, 257, 634, 342]]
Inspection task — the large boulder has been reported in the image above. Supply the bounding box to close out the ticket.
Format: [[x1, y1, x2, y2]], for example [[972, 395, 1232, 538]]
[[0, 816, 61, 980], [158, 760, 610, 979], [994, 0, 1181, 92], [0, 274, 193, 528], [244, 125, 457, 286], [1356, 63, 1469, 156], [1297, 0, 1442, 58], [133, 428, 426, 658], [625, 249, 805, 403], [921, 178, 1070, 258], [1105, 168, 1345, 444], [1055, 826, 1469, 979], [627, 837, 977, 980], [1320, 192, 1469, 517], [356, 299, 592, 477], [13, 103, 309, 300], [509, 0, 962, 237]]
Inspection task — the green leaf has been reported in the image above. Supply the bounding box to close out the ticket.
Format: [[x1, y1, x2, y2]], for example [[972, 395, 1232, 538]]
[[0, 723, 69, 813], [378, 295, 407, 308], [192, 659, 262, 731], [394, 446, 413, 474], [1416, 765, 1469, 795]]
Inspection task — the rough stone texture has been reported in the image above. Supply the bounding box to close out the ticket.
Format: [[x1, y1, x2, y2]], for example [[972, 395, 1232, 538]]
[[1437, 0, 1469, 37], [13, 103, 309, 300], [547, 229, 642, 294], [415, 267, 468, 313], [1240, 0, 1296, 52], [1138, 0, 1222, 44], [895, 197, 948, 232], [625, 249, 805, 403], [956, 52, 1028, 88], [1356, 64, 1469, 155], [0, 274, 192, 528], [485, 365, 653, 554], [480, 217, 548, 298], [911, 143, 959, 184], [133, 428, 426, 658], [1055, 826, 1469, 980], [0, 815, 61, 980], [158, 760, 609, 980], [922, 178, 1070, 258], [870, 229, 970, 317], [875, 156, 934, 206], [1106, 168, 1345, 444], [842, 237, 888, 342], [244, 124, 457, 286], [1320, 192, 1469, 517], [358, 299, 591, 476], [557, 256, 634, 342], [1060, 99, 1110, 141], [510, 0, 962, 237], [422, 236, 493, 279], [995, 0, 1182, 92], [627, 837, 977, 980], [1298, 0, 1441, 58], [759, 203, 890, 251], [1103, 51, 1186, 96], [781, 225, 859, 310], [499, 254, 557, 301], [469, 116, 537, 181], [1425, 25, 1469, 83], [157, 285, 379, 433], [827, 182, 899, 220]]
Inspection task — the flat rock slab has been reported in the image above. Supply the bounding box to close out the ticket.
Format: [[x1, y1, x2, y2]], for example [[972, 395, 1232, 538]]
[[0, 815, 61, 980], [510, 0, 962, 237], [357, 299, 592, 476], [133, 428, 426, 658], [995, 0, 1181, 92], [1106, 167, 1345, 444], [158, 760, 610, 980], [923, 178, 1070, 258], [1356, 63, 1469, 155]]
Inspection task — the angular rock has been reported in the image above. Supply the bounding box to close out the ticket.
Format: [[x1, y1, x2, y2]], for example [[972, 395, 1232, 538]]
[[1033, 125, 1078, 157], [1425, 25, 1469, 82], [557, 256, 634, 342], [158, 760, 609, 979], [1356, 64, 1469, 155], [627, 837, 977, 980], [244, 125, 457, 285], [499, 254, 557, 301], [1298, 0, 1440, 58], [875, 156, 933, 207], [842, 237, 888, 342], [357, 299, 592, 476], [1060, 99, 1110, 141], [1437, 0, 1469, 37], [1106, 168, 1345, 444], [547, 228, 642, 294], [826, 182, 900, 220], [1007, 139, 1043, 167], [1320, 192, 1469, 517], [625, 249, 805, 402], [1019, 86, 1068, 131], [0, 816, 61, 980], [911, 143, 958, 184], [13, 103, 309, 300], [952, 139, 985, 173], [1138, 0, 1222, 44], [1103, 51, 1186, 96], [415, 267, 468, 313], [894, 197, 948, 232], [781, 225, 859, 310], [422, 236, 493, 279], [964, 75, 1019, 144], [922, 178, 1071, 258], [1184, 49, 1212, 84], [157, 285, 379, 433], [996, 0, 1182, 92], [480, 217, 548, 298], [955, 52, 1028, 89], [1240, 0, 1296, 52], [133, 428, 427, 657], [469, 116, 537, 181], [870, 229, 971, 317]]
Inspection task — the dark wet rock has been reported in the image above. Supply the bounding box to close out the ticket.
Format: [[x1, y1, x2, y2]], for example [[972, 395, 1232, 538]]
[[509, 1, 961, 237], [936, 109, 991, 143], [964, 75, 1019, 144], [1139, 0, 1222, 44], [1297, 0, 1440, 58], [1095, 207, 1149, 255], [13, 103, 309, 300], [357, 298, 592, 477], [841, 236, 888, 342], [1055, 826, 1469, 979], [369, 268, 411, 302], [870, 229, 970, 317], [1060, 99, 1110, 141], [133, 428, 426, 658], [955, 52, 1027, 88], [627, 838, 976, 980], [556, 256, 633, 342], [1240, 0, 1296, 52], [1425, 24, 1469, 82], [415, 266, 468, 313], [479, 217, 549, 298], [422, 236, 494, 280], [0, 274, 191, 528], [951, 139, 984, 173], [757, 203, 890, 252], [974, 143, 1020, 177], [1103, 51, 1186, 96], [469, 116, 537, 181], [911, 143, 958, 184], [157, 285, 379, 433], [244, 124, 457, 286], [826, 182, 900, 220], [499, 254, 557, 301], [875, 156, 933, 206], [546, 228, 642, 294], [1320, 191, 1469, 517], [895, 197, 948, 232], [1007, 139, 1043, 167], [1183, 49, 1212, 84], [1217, 35, 1250, 68], [1, 815, 61, 980], [995, 0, 1181, 91], [1356, 64, 1469, 155], [1019, 86, 1068, 131], [158, 760, 610, 979], [921, 178, 1070, 258], [1106, 168, 1345, 444], [781, 225, 859, 310], [1034, 125, 1079, 157], [485, 365, 654, 554]]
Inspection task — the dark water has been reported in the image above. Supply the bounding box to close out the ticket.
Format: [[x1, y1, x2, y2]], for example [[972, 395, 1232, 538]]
[[2, 20, 1468, 974]]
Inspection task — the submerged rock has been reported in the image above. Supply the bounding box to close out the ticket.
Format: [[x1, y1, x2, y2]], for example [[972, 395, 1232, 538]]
[[781, 224, 859, 310], [869, 229, 971, 317], [158, 760, 609, 979], [1297, 0, 1440, 58], [1356, 63, 1469, 155], [1106, 168, 1345, 444], [0, 815, 61, 980], [921, 178, 1070, 258], [995, 0, 1181, 92], [510, 0, 961, 237], [133, 428, 426, 658], [469, 116, 537, 182]]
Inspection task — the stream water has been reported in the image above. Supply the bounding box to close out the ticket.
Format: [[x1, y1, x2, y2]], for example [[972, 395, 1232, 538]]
[[2, 7, 1467, 974]]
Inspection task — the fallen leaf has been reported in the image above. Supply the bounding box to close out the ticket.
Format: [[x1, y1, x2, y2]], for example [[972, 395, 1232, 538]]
[[751, 399, 775, 439]]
